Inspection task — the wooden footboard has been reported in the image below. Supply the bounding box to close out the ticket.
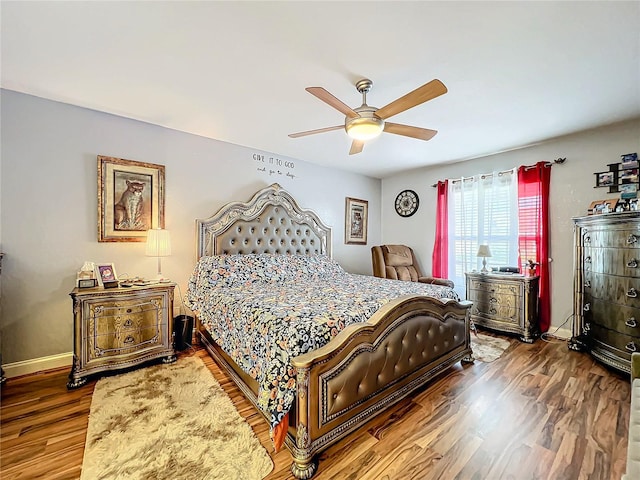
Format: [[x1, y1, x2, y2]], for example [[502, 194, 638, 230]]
[[290, 295, 471, 478]]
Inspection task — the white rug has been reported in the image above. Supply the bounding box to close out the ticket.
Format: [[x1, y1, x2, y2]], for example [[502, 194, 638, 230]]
[[470, 333, 511, 362], [81, 356, 273, 480]]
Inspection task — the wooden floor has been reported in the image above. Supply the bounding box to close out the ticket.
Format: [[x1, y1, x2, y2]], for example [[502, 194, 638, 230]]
[[0, 333, 631, 480]]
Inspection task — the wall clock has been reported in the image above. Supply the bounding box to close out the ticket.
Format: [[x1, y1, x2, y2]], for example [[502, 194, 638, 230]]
[[395, 190, 419, 217]]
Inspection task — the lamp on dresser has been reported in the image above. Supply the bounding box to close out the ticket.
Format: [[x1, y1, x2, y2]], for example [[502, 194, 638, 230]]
[[477, 244, 492, 273], [146, 228, 171, 282]]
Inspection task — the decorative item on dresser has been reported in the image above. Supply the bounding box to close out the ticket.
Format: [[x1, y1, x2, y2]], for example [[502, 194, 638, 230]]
[[67, 283, 176, 389], [145, 228, 172, 281], [465, 272, 540, 343], [571, 211, 640, 373], [476, 244, 492, 273]]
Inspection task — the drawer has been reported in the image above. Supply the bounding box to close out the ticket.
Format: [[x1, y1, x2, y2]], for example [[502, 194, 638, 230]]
[[582, 227, 640, 249], [88, 297, 166, 336], [584, 298, 640, 337], [582, 247, 640, 278], [467, 279, 521, 297], [471, 302, 520, 324], [89, 324, 166, 359], [590, 323, 640, 361], [588, 273, 640, 307]]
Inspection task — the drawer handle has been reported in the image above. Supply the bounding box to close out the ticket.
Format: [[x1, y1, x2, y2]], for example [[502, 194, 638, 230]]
[[629, 234, 638, 245], [628, 259, 639, 268], [124, 319, 133, 327], [626, 342, 637, 353], [626, 317, 637, 328], [583, 323, 591, 332], [583, 303, 590, 312], [489, 297, 498, 303], [585, 256, 592, 263], [584, 280, 591, 288], [584, 234, 591, 244], [489, 308, 497, 315], [628, 288, 638, 298], [124, 335, 135, 344], [126, 308, 132, 313]]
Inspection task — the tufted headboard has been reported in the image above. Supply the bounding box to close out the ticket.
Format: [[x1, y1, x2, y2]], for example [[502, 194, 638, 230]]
[[196, 183, 332, 259]]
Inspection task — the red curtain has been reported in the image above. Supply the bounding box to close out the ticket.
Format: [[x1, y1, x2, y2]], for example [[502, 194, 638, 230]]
[[432, 180, 449, 278], [517, 162, 551, 332]]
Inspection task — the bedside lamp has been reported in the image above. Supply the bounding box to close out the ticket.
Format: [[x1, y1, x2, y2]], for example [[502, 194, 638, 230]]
[[146, 228, 171, 282], [477, 244, 492, 273]]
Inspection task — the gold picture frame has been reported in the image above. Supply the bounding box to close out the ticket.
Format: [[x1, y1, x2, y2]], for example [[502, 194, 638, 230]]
[[345, 197, 368, 245], [98, 156, 165, 242]]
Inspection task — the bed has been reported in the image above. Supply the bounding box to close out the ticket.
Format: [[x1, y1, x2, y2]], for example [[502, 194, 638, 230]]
[[186, 183, 473, 479]]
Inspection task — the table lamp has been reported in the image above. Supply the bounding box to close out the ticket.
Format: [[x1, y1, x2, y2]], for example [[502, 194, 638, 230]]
[[146, 228, 171, 282], [477, 244, 492, 273]]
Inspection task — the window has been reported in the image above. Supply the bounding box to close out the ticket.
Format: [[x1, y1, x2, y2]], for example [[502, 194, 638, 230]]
[[447, 169, 519, 297]]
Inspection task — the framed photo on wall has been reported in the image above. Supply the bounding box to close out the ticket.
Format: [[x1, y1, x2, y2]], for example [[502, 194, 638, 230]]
[[98, 156, 165, 242], [596, 172, 614, 187], [345, 197, 368, 245]]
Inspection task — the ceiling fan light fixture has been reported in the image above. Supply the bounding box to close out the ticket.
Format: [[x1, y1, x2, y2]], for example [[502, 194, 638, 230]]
[[345, 117, 384, 141]]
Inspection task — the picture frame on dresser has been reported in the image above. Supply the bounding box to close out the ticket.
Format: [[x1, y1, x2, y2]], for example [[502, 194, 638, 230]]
[[98, 155, 165, 243], [95, 263, 118, 288]]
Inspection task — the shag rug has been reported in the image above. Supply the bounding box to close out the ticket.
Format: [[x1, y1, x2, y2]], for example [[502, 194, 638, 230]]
[[81, 356, 273, 480], [470, 333, 511, 362]]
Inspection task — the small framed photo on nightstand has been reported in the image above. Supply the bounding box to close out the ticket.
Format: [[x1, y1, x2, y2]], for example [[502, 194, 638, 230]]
[[96, 263, 119, 288]]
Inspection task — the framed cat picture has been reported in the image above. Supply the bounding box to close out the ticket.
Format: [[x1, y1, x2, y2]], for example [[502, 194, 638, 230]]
[[98, 156, 165, 242]]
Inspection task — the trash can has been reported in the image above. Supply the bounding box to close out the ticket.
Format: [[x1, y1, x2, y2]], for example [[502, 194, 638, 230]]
[[173, 315, 194, 351]]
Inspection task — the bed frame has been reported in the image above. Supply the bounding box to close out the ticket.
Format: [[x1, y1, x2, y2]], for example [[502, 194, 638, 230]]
[[194, 183, 473, 479]]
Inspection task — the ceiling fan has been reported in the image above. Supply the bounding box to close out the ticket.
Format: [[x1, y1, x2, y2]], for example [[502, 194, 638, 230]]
[[288, 78, 447, 155]]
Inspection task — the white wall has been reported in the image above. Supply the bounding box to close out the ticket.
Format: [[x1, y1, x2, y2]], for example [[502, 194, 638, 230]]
[[382, 118, 640, 333], [0, 90, 381, 364]]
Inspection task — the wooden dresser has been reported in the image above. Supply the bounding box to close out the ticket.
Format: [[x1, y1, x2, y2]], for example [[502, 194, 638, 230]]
[[571, 212, 640, 373], [465, 272, 540, 342], [67, 283, 176, 388]]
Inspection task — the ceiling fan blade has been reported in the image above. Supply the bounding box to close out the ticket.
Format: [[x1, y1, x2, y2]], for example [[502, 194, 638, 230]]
[[349, 140, 364, 155], [288, 125, 344, 138], [384, 122, 438, 141], [375, 79, 447, 120], [306, 87, 360, 119]]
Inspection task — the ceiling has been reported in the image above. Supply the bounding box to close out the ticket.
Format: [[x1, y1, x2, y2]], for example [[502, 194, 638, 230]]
[[2, 1, 639, 179]]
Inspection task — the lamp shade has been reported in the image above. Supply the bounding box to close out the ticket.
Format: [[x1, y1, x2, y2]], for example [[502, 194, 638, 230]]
[[476, 244, 492, 258], [146, 229, 171, 257]]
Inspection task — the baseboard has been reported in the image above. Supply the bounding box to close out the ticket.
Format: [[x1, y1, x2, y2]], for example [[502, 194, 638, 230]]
[[3, 352, 73, 379]]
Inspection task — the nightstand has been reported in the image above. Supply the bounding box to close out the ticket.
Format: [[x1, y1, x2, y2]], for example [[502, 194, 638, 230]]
[[465, 272, 539, 342], [67, 283, 176, 389]]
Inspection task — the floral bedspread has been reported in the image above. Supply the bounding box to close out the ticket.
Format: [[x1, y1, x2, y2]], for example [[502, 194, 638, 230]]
[[185, 254, 459, 430]]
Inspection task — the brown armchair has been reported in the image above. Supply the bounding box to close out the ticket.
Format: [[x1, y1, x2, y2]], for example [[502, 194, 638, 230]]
[[371, 244, 454, 288]]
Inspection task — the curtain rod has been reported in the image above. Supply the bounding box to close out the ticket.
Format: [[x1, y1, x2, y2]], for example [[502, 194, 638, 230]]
[[431, 157, 566, 187]]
